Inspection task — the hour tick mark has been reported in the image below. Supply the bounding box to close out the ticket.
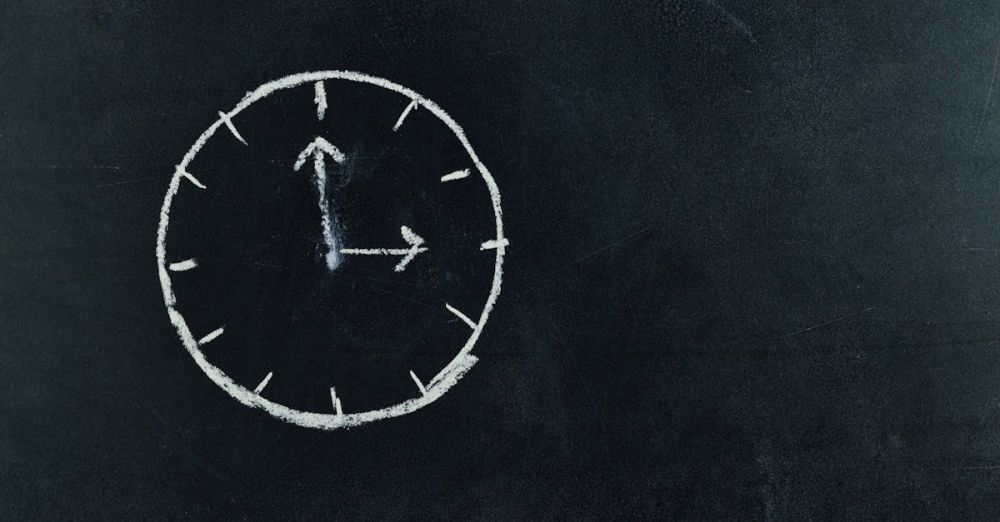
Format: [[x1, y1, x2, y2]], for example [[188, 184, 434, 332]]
[[409, 371, 428, 396], [330, 387, 343, 416], [392, 99, 418, 132], [168, 258, 198, 272], [254, 372, 273, 394], [217, 111, 248, 145], [440, 168, 470, 182], [177, 168, 206, 189], [480, 238, 510, 251], [445, 303, 477, 330], [314, 81, 327, 121], [197, 326, 224, 346]]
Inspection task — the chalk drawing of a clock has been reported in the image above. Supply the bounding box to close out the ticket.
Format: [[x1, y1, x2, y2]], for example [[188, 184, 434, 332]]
[[156, 71, 506, 429]]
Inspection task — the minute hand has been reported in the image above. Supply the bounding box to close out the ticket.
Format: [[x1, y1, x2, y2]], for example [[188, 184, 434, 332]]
[[293, 136, 346, 270], [341, 226, 429, 272]]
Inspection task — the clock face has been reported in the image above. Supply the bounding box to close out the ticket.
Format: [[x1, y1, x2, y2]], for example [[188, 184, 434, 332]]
[[156, 71, 506, 430]]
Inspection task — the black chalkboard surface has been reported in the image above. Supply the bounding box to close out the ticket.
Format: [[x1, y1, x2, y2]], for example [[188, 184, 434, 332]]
[[5, 1, 1000, 519]]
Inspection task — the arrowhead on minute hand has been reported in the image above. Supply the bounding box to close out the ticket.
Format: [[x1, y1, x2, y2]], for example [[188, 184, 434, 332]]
[[293, 136, 345, 170]]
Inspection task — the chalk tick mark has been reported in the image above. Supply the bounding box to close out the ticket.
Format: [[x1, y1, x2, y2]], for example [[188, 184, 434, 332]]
[[197, 326, 225, 346], [392, 100, 418, 131], [441, 169, 470, 182], [177, 168, 206, 189], [168, 258, 198, 272], [409, 370, 428, 396], [254, 372, 273, 394], [445, 303, 477, 329], [218, 112, 248, 145], [330, 387, 343, 416], [314, 81, 327, 121], [481, 238, 509, 251]]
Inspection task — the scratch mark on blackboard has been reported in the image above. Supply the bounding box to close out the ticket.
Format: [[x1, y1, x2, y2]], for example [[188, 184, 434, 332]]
[[533, 287, 621, 471], [274, 435, 324, 477], [843, 483, 915, 517], [954, 463, 1000, 470], [702, 0, 757, 44], [975, 43, 1000, 145], [566, 226, 653, 266], [35, 164, 121, 171], [127, 396, 236, 491], [96, 175, 160, 188], [373, 33, 398, 67], [780, 306, 875, 339], [754, 439, 782, 521]]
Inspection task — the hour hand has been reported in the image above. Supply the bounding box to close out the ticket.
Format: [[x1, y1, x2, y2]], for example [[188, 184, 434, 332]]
[[340, 226, 429, 272]]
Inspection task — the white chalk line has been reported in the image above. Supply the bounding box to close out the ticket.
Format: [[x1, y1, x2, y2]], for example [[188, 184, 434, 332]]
[[177, 168, 206, 189], [168, 258, 198, 272], [254, 371, 274, 394], [293, 136, 345, 169], [392, 99, 418, 131], [314, 81, 327, 121], [197, 326, 224, 346], [480, 238, 509, 250], [157, 71, 506, 430], [217, 111, 248, 145], [171, 298, 478, 429], [330, 387, 343, 416], [409, 370, 428, 396], [428, 354, 478, 389], [445, 303, 477, 330], [307, 153, 338, 270], [339, 225, 428, 272], [293, 137, 346, 270], [340, 248, 416, 255], [395, 226, 425, 272], [441, 168, 470, 182]]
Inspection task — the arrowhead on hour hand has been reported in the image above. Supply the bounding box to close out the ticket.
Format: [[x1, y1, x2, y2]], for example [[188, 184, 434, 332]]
[[400, 226, 425, 248], [394, 226, 428, 272]]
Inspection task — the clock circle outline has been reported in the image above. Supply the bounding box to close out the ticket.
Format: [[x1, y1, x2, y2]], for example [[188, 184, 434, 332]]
[[155, 70, 506, 430]]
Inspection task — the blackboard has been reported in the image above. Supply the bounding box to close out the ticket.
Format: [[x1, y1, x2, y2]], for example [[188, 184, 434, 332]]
[[5, 0, 1000, 518]]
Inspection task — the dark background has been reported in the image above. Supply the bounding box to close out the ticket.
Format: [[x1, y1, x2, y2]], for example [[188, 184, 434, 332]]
[[4, 0, 1000, 519]]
